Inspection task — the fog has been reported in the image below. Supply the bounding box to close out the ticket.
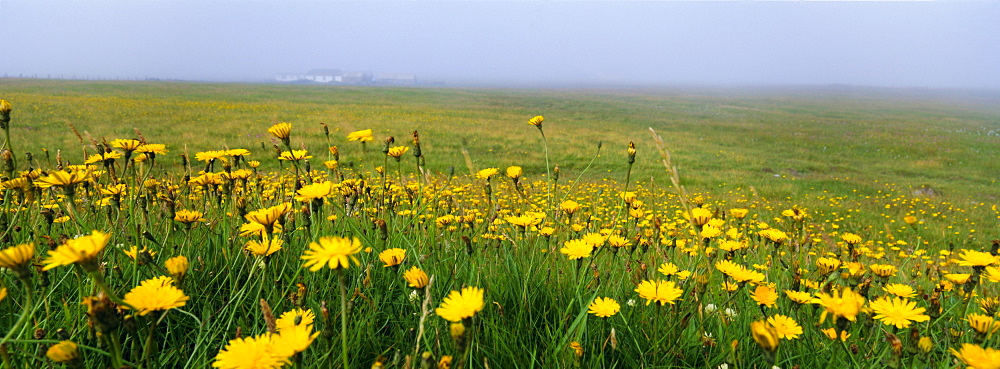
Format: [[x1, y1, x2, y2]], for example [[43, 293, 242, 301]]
[[1, 0, 998, 88]]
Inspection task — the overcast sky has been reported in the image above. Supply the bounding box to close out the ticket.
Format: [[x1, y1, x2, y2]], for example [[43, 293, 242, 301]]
[[1, 0, 998, 88]]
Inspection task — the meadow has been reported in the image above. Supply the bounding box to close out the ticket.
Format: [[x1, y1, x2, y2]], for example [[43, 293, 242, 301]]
[[0, 79, 999, 368]]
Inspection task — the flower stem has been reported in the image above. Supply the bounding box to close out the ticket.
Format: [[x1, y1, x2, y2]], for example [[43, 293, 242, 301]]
[[339, 270, 350, 369], [0, 277, 35, 347]]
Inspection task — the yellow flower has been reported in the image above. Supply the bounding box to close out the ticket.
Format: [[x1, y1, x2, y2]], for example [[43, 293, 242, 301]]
[[212, 334, 290, 369], [46, 340, 79, 363], [0, 99, 10, 114], [955, 249, 999, 267], [685, 208, 712, 226], [967, 313, 1000, 335], [278, 150, 312, 161], [841, 233, 863, 245], [816, 257, 842, 275], [883, 283, 917, 299], [272, 309, 320, 357], [246, 237, 283, 257], [124, 245, 156, 261], [245, 203, 292, 228], [84, 151, 123, 164], [378, 248, 406, 267], [527, 115, 544, 127], [174, 209, 206, 224], [195, 150, 228, 162], [729, 208, 749, 219], [951, 343, 1000, 369], [635, 280, 683, 306], [294, 182, 334, 202], [581, 232, 606, 247], [767, 314, 802, 340], [111, 138, 143, 153], [559, 239, 593, 260], [870, 264, 898, 277], [918, 336, 933, 352], [903, 216, 918, 225], [505, 166, 522, 179], [301, 236, 362, 271], [476, 168, 498, 180], [759, 228, 788, 244], [821, 327, 851, 341], [347, 129, 374, 142], [387, 146, 409, 158], [436, 286, 485, 322], [587, 297, 621, 318], [560, 200, 581, 215], [403, 266, 429, 289], [569, 341, 583, 357], [42, 230, 111, 271], [658, 262, 680, 277], [750, 320, 779, 352], [0, 243, 35, 270], [165, 256, 189, 280], [135, 143, 169, 155], [34, 169, 91, 190], [869, 296, 930, 329], [0, 287, 6, 303], [945, 273, 972, 285], [815, 287, 865, 323], [123, 276, 189, 316], [268, 122, 292, 140], [715, 260, 765, 284], [750, 285, 778, 308]]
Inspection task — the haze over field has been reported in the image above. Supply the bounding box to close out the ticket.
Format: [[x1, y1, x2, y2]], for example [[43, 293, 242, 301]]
[[1, 0, 998, 88]]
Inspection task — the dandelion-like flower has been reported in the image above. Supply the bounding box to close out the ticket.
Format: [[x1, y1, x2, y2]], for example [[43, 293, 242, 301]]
[[301, 236, 362, 271], [588, 297, 620, 318], [0, 243, 35, 272], [967, 313, 1000, 335], [42, 230, 111, 271], [403, 266, 429, 289], [767, 314, 803, 340], [729, 208, 749, 219], [841, 233, 863, 245], [174, 209, 206, 224], [123, 276, 189, 316], [870, 264, 898, 278], [165, 255, 189, 281], [387, 146, 409, 158], [46, 340, 80, 364], [245, 203, 292, 228], [278, 150, 312, 161], [560, 239, 593, 260], [685, 208, 712, 226], [950, 343, 1000, 369], [815, 287, 865, 323], [212, 334, 290, 369], [347, 129, 374, 142], [476, 168, 498, 180], [560, 200, 581, 215], [268, 122, 292, 141], [883, 283, 917, 298], [378, 248, 406, 267], [246, 237, 283, 257], [750, 320, 779, 352], [635, 280, 683, 306], [869, 296, 929, 329], [715, 260, 765, 284], [750, 285, 778, 308], [956, 249, 999, 267], [527, 115, 544, 128], [505, 166, 522, 179], [294, 182, 333, 202], [436, 286, 485, 322]]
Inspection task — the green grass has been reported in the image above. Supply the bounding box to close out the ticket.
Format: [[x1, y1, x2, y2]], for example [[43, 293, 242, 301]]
[[0, 79, 998, 369]]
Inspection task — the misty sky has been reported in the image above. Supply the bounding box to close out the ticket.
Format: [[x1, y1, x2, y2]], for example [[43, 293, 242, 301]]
[[1, 0, 998, 88]]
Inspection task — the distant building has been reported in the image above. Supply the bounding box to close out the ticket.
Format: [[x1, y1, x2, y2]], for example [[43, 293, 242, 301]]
[[275, 69, 373, 84]]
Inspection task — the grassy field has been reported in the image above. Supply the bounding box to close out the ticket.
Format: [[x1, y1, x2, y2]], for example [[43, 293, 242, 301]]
[[0, 79, 999, 369], [4, 79, 1000, 200]]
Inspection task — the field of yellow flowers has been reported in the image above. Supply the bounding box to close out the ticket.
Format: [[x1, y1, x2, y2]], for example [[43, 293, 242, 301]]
[[0, 81, 999, 369]]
